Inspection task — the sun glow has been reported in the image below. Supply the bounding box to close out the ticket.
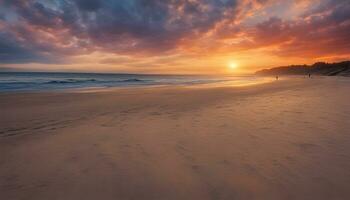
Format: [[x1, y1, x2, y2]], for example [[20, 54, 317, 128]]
[[228, 61, 239, 70]]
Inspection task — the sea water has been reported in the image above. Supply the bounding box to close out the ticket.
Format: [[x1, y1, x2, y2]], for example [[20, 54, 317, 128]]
[[0, 72, 265, 92]]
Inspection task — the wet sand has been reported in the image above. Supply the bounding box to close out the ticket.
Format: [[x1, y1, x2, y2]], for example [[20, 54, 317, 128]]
[[1, 77, 350, 200]]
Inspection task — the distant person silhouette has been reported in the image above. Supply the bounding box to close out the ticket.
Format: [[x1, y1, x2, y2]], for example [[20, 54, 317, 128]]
[[308, 73, 311, 78], [276, 76, 279, 80]]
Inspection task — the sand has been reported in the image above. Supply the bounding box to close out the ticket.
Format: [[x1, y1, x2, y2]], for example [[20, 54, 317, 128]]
[[1, 76, 350, 200]]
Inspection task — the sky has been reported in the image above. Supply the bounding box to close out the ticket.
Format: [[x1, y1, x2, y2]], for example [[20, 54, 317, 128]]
[[0, 0, 349, 74]]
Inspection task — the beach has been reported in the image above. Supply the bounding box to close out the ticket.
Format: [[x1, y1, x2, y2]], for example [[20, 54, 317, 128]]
[[1, 77, 350, 200]]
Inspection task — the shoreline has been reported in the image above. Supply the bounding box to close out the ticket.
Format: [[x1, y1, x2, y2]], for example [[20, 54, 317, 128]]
[[2, 74, 348, 95]]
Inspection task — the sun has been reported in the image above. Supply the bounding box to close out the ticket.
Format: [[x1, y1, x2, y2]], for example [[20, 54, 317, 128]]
[[228, 61, 238, 70]]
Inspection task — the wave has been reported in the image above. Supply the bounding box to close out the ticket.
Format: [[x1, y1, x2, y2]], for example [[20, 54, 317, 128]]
[[120, 78, 144, 82], [46, 78, 146, 84], [47, 79, 97, 84]]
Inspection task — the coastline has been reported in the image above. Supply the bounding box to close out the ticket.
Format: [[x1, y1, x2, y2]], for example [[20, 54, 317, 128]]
[[1, 77, 350, 199]]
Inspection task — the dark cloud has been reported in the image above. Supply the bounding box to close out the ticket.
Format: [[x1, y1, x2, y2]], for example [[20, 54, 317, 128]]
[[0, 32, 58, 63], [0, 0, 240, 63], [75, 0, 102, 11]]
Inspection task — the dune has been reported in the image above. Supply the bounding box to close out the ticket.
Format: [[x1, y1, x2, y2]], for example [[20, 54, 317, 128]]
[[1, 77, 350, 200]]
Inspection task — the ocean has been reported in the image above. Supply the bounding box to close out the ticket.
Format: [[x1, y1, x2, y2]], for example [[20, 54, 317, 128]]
[[0, 72, 265, 92]]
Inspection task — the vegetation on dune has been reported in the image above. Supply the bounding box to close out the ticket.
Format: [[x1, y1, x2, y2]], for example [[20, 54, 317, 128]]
[[256, 61, 350, 76]]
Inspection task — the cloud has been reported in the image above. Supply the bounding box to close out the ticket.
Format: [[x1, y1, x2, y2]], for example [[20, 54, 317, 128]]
[[0, 0, 242, 63], [0, 0, 349, 67], [99, 57, 135, 65], [229, 0, 350, 59], [0, 31, 57, 63]]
